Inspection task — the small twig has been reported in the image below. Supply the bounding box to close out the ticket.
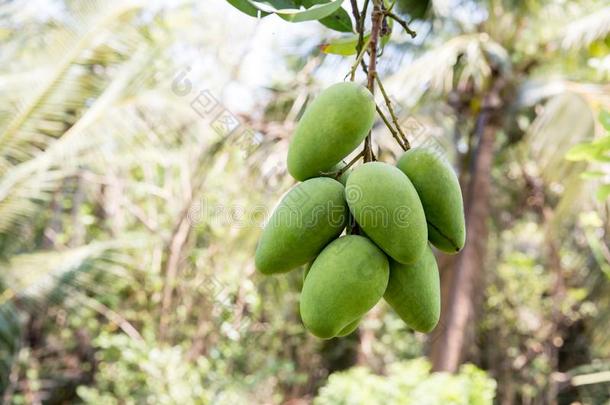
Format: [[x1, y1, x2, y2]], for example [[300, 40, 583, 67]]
[[347, 36, 372, 81], [350, 0, 360, 29], [350, 0, 370, 81], [320, 151, 364, 178], [363, 0, 384, 162], [376, 104, 406, 150], [375, 74, 411, 149], [385, 11, 417, 38], [337, 151, 364, 177]]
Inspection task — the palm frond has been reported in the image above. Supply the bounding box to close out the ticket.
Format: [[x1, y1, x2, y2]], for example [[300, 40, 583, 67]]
[[561, 6, 610, 50], [0, 0, 145, 172], [388, 33, 510, 106]]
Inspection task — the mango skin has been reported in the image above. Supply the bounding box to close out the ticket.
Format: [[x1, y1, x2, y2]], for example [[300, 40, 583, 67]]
[[397, 148, 466, 254], [287, 83, 376, 181], [300, 235, 389, 339], [255, 178, 348, 274], [384, 245, 440, 333], [336, 318, 361, 337], [345, 162, 428, 264]]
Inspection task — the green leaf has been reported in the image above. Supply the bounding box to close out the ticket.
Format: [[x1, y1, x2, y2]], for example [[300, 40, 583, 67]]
[[253, 0, 296, 8], [580, 170, 606, 179], [320, 33, 371, 55], [318, 7, 353, 32], [596, 183, 610, 202], [381, 17, 393, 48], [226, 0, 270, 17], [301, 0, 353, 32], [565, 142, 599, 161], [249, 0, 345, 22], [599, 110, 610, 132]]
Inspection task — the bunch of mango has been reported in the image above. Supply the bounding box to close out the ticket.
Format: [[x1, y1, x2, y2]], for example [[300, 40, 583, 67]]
[[255, 82, 466, 339]]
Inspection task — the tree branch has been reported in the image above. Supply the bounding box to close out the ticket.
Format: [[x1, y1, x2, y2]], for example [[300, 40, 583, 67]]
[[375, 74, 411, 149], [385, 11, 417, 38], [363, 0, 384, 162]]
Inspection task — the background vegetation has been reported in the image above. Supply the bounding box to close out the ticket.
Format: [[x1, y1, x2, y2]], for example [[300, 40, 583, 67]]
[[0, 0, 609, 403]]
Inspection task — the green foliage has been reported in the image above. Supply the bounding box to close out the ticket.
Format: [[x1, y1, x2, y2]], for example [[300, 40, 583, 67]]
[[76, 334, 211, 404], [566, 110, 610, 201], [321, 33, 371, 55], [314, 358, 497, 404], [227, 0, 352, 31], [395, 0, 431, 20]]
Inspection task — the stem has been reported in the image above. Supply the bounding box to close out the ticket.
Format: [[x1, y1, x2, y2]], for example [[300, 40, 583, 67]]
[[350, 0, 360, 29], [351, 0, 370, 81], [376, 104, 406, 150], [375, 74, 411, 149], [363, 0, 384, 162], [385, 11, 417, 38]]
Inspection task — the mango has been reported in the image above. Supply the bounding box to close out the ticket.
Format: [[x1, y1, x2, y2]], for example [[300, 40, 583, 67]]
[[287, 83, 376, 181], [255, 178, 348, 274], [300, 235, 389, 339], [397, 148, 465, 253], [345, 162, 428, 264], [336, 318, 361, 337], [384, 245, 440, 333]]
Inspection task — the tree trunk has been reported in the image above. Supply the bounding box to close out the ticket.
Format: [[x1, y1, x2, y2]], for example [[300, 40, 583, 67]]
[[429, 118, 496, 372]]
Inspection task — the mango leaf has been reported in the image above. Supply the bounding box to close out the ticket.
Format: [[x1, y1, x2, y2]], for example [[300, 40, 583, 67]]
[[596, 183, 610, 202], [226, 0, 270, 17], [600, 110, 610, 132], [301, 0, 353, 32], [580, 170, 606, 179], [319, 7, 353, 32], [381, 17, 393, 48], [250, 0, 345, 22], [566, 142, 601, 162], [320, 33, 371, 55], [253, 0, 296, 8]]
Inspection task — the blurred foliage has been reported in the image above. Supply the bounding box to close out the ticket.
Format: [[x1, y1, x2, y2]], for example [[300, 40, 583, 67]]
[[315, 358, 496, 405], [0, 0, 609, 404]]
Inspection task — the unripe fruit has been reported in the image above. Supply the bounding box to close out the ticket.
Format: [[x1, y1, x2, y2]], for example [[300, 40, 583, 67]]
[[345, 162, 428, 264], [384, 245, 440, 333], [287, 83, 376, 181], [336, 318, 361, 337], [300, 235, 389, 339], [397, 148, 466, 253], [255, 178, 348, 274]]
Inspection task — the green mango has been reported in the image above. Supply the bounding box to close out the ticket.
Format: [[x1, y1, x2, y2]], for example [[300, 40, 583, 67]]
[[287, 83, 376, 181], [300, 235, 389, 339], [255, 178, 348, 274], [336, 318, 361, 337], [345, 162, 428, 264], [384, 245, 440, 333], [397, 148, 466, 254]]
